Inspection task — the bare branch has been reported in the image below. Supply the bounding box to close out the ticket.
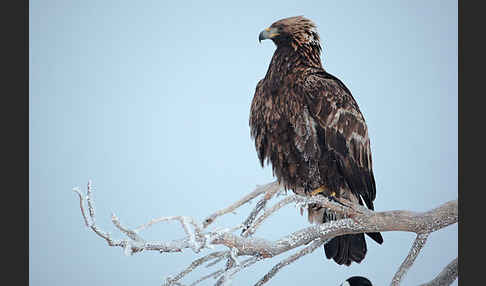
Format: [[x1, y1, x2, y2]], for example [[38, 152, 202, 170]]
[[241, 198, 268, 235], [214, 256, 261, 286], [419, 257, 458, 286], [135, 215, 202, 233], [209, 199, 457, 259], [163, 251, 228, 286], [112, 213, 145, 243], [242, 194, 357, 238], [241, 182, 284, 234], [202, 181, 281, 228], [74, 181, 458, 286], [391, 233, 429, 285], [206, 255, 227, 268], [86, 180, 96, 223], [254, 238, 327, 286], [73, 185, 125, 248], [242, 195, 297, 237], [189, 269, 225, 286], [73, 187, 91, 228], [135, 215, 204, 253]]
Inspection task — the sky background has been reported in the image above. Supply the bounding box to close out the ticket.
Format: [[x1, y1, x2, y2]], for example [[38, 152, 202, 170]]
[[30, 0, 458, 285]]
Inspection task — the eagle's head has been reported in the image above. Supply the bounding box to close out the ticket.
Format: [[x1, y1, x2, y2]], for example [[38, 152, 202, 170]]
[[258, 16, 321, 50]]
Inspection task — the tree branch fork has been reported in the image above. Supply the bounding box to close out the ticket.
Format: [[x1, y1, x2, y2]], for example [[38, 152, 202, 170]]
[[73, 181, 458, 285]]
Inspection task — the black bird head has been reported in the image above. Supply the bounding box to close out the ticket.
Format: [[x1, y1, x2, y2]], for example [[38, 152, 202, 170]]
[[340, 276, 372, 286]]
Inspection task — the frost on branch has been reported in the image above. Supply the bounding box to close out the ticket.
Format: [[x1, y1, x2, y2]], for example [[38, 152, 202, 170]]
[[73, 181, 458, 285], [419, 257, 458, 286]]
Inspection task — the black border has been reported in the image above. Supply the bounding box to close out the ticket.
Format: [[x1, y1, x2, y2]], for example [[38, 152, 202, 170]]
[[3, 0, 28, 285], [459, 1, 481, 285]]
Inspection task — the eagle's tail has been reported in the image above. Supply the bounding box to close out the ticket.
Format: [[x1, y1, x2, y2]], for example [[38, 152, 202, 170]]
[[366, 231, 384, 244], [324, 233, 367, 266], [318, 207, 383, 266], [323, 224, 383, 266], [307, 201, 383, 266], [323, 228, 383, 265]]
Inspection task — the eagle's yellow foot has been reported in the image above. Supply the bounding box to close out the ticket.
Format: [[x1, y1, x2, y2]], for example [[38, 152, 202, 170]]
[[326, 191, 338, 202], [327, 191, 350, 208], [310, 186, 326, 196]]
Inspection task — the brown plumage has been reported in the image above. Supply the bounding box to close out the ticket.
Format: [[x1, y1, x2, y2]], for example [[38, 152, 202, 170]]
[[250, 16, 383, 266]]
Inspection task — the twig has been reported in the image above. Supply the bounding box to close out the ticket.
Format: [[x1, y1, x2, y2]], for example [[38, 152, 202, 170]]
[[86, 180, 96, 223], [73, 187, 91, 228], [241, 199, 268, 235], [254, 238, 327, 286], [206, 255, 227, 268], [242, 194, 359, 237], [189, 269, 225, 286], [136, 215, 204, 252], [136, 216, 202, 233], [202, 181, 280, 228], [112, 213, 144, 242], [73, 185, 125, 248], [242, 196, 297, 237], [241, 183, 283, 234], [163, 251, 228, 286], [391, 233, 429, 285], [214, 257, 261, 286], [418, 257, 458, 286]]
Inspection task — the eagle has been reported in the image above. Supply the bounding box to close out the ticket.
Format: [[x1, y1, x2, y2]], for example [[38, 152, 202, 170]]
[[250, 16, 383, 266]]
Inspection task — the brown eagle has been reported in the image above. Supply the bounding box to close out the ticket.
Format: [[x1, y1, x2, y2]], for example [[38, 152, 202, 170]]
[[250, 16, 383, 266]]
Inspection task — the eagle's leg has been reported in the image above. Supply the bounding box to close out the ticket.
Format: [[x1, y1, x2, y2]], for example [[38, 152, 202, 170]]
[[310, 186, 327, 196], [310, 186, 348, 207], [310, 186, 336, 198]]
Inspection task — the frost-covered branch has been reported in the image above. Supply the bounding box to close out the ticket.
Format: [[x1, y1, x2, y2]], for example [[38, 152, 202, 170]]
[[214, 256, 261, 286], [73, 183, 126, 249], [241, 182, 284, 234], [254, 238, 328, 286], [419, 257, 458, 286], [391, 233, 429, 285], [164, 251, 228, 286], [203, 181, 281, 228], [74, 181, 458, 285]]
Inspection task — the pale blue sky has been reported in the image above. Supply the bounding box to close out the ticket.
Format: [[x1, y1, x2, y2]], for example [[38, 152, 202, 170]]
[[30, 1, 457, 285]]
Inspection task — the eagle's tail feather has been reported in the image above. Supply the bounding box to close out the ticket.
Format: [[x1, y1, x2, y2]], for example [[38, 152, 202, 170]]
[[324, 233, 367, 266], [366, 231, 383, 244], [310, 195, 383, 266]]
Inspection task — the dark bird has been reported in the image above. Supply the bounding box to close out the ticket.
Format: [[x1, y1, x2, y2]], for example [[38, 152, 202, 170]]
[[340, 276, 373, 286], [250, 16, 383, 266]]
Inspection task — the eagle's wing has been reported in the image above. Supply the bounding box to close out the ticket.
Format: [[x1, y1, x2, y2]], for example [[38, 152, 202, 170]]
[[300, 71, 377, 210], [249, 79, 267, 167]]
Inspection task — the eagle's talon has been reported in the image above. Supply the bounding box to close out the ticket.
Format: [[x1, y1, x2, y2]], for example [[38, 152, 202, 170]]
[[310, 186, 325, 196]]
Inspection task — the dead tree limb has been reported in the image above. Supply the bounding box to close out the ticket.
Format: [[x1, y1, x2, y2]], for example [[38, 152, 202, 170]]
[[73, 181, 458, 286], [419, 257, 458, 286], [391, 233, 429, 285], [254, 238, 328, 286]]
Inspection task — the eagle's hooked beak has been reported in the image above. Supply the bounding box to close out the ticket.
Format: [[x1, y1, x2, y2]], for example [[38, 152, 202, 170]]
[[259, 27, 279, 43]]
